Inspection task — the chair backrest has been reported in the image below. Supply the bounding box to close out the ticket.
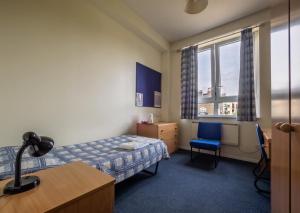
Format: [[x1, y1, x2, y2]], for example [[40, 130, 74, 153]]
[[197, 122, 222, 140], [256, 124, 268, 160]]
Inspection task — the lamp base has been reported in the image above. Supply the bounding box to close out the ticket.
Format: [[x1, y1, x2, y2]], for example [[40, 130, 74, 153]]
[[3, 176, 40, 195]]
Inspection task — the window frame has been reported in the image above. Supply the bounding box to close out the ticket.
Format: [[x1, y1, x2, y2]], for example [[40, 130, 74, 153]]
[[197, 37, 241, 118], [197, 44, 215, 105]]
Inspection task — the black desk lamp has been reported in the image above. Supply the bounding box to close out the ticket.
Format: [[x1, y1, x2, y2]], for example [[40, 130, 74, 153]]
[[3, 132, 54, 195]]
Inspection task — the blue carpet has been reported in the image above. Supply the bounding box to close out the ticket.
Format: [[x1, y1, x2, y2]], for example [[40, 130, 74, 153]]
[[114, 150, 270, 213]]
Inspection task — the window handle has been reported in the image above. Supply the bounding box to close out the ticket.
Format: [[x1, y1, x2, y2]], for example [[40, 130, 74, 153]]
[[214, 86, 217, 97], [214, 85, 222, 97]]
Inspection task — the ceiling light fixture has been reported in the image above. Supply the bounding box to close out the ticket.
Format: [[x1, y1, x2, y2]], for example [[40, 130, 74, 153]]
[[185, 0, 208, 14]]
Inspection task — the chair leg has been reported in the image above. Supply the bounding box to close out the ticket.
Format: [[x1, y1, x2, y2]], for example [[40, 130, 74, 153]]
[[256, 161, 270, 180], [254, 164, 270, 194], [190, 146, 193, 161], [255, 177, 270, 194], [253, 157, 263, 177], [214, 150, 217, 168], [213, 148, 221, 168]]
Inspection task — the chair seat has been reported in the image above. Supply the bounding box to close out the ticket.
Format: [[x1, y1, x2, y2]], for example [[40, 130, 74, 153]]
[[190, 139, 221, 151]]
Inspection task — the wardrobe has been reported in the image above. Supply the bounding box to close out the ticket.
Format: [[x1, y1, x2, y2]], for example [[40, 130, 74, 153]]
[[271, 0, 300, 212]]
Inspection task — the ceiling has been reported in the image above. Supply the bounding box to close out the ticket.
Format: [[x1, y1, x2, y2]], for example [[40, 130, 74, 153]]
[[123, 0, 277, 42]]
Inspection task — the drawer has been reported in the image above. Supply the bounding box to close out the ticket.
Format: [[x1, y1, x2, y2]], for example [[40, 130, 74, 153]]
[[160, 132, 177, 140], [163, 137, 177, 145], [163, 137, 177, 154], [158, 125, 178, 138], [158, 123, 177, 131], [160, 133, 177, 142], [137, 124, 158, 138]]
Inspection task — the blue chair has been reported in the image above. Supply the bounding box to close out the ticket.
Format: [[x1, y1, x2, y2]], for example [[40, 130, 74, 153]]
[[253, 124, 270, 194], [190, 122, 222, 168]]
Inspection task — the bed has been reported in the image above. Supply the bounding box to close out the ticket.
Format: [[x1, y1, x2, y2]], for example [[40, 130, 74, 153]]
[[0, 135, 169, 183]]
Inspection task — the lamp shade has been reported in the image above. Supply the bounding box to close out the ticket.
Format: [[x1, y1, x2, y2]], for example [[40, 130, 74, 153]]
[[185, 0, 208, 14], [28, 136, 54, 157]]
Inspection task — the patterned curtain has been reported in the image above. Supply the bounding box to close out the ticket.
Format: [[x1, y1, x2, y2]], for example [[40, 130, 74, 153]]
[[181, 46, 198, 119], [237, 28, 256, 121]]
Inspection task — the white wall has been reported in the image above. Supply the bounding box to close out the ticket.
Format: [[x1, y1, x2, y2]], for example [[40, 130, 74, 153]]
[[169, 10, 272, 162], [91, 0, 169, 52], [0, 0, 169, 147]]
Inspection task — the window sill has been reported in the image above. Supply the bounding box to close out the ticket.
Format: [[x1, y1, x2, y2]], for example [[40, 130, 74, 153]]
[[194, 115, 261, 121], [197, 115, 237, 119]]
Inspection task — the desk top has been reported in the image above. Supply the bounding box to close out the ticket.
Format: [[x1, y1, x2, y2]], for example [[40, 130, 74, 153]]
[[262, 128, 272, 158], [0, 162, 115, 213], [262, 128, 272, 144]]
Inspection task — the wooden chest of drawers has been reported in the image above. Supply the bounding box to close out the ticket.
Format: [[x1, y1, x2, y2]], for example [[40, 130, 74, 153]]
[[137, 122, 178, 154]]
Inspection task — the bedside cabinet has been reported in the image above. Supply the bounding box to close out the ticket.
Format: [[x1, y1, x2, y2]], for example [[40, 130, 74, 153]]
[[137, 122, 178, 154], [0, 162, 115, 213]]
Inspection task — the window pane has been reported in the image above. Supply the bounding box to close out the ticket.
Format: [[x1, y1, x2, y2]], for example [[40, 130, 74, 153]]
[[219, 41, 240, 97], [198, 103, 214, 116], [218, 102, 238, 116], [198, 49, 212, 98]]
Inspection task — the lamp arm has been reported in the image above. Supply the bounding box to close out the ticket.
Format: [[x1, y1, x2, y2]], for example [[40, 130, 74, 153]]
[[14, 143, 29, 187]]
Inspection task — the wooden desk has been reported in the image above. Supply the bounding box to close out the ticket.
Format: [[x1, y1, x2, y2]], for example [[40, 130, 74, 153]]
[[262, 128, 272, 158], [0, 162, 115, 213]]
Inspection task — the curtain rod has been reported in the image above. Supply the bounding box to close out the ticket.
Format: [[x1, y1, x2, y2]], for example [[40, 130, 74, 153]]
[[176, 25, 260, 52]]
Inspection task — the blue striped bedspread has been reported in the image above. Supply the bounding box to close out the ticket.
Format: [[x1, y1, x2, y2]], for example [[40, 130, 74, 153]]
[[0, 135, 169, 183]]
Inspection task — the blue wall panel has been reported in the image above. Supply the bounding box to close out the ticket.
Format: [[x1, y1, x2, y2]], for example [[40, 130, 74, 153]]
[[136, 62, 161, 108]]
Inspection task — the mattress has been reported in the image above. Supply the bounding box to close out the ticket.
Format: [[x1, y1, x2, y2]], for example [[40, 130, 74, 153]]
[[0, 135, 169, 183]]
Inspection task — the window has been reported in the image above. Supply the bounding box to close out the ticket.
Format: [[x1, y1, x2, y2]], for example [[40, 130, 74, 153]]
[[197, 38, 241, 117]]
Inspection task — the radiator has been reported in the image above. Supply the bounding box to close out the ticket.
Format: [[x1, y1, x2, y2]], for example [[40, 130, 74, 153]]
[[191, 122, 239, 146]]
